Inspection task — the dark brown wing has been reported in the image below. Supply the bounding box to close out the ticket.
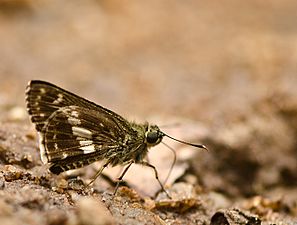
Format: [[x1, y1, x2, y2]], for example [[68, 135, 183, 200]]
[[40, 106, 136, 174], [25, 80, 140, 174], [25, 80, 127, 132]]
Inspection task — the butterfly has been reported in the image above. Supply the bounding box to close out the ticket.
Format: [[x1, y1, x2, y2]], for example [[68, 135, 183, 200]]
[[25, 80, 207, 197]]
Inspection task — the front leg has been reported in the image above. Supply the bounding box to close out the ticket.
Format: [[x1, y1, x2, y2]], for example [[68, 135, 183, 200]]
[[140, 161, 171, 199], [114, 162, 133, 195]]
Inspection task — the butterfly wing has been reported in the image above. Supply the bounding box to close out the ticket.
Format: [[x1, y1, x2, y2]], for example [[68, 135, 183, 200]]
[[25, 80, 127, 132], [25, 80, 141, 174]]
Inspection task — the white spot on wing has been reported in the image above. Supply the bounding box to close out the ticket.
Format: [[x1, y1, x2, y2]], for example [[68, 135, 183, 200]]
[[40, 88, 46, 94], [68, 117, 81, 125], [38, 132, 48, 164], [79, 140, 93, 146], [53, 93, 64, 104], [80, 145, 96, 153], [72, 126, 93, 139], [62, 153, 68, 159], [71, 110, 79, 117]]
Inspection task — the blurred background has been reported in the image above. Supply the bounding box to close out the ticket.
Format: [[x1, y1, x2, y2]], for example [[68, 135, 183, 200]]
[[0, 0, 296, 123], [0, 0, 297, 198]]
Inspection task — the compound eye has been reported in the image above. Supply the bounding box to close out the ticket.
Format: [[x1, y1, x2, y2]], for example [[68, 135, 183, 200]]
[[146, 131, 159, 144]]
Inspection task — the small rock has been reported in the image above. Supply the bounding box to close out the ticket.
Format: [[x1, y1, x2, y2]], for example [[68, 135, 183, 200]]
[[210, 208, 261, 225], [154, 182, 202, 213], [76, 196, 115, 225], [68, 190, 81, 203], [56, 178, 68, 189], [3, 165, 23, 182], [67, 177, 85, 191], [116, 186, 141, 202]]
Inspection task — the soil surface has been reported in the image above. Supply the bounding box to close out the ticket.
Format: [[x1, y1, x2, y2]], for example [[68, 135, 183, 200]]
[[0, 1, 297, 225]]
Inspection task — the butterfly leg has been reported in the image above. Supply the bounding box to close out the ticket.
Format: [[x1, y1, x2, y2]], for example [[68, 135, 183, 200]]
[[141, 161, 171, 199], [113, 162, 133, 195], [86, 162, 109, 187]]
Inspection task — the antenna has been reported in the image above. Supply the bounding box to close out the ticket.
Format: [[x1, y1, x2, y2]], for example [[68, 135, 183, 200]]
[[161, 132, 208, 151], [161, 142, 176, 185]]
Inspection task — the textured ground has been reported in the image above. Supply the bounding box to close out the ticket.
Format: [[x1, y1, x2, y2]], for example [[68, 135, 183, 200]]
[[0, 1, 297, 224]]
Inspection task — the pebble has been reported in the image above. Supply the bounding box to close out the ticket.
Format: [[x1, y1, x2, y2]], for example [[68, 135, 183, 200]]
[[3, 165, 23, 182], [76, 196, 115, 225]]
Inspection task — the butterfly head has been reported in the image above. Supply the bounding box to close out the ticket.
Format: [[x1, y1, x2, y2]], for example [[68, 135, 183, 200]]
[[145, 124, 164, 146]]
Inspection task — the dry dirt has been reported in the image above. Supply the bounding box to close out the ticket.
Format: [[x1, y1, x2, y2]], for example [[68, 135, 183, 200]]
[[0, 1, 297, 225]]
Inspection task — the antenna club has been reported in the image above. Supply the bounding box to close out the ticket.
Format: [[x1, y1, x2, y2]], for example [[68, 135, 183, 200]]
[[200, 144, 209, 151], [161, 131, 207, 151]]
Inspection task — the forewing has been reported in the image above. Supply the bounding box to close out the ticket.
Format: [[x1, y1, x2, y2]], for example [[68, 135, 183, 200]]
[[25, 80, 126, 132]]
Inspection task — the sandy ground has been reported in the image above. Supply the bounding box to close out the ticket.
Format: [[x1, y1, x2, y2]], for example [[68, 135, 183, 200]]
[[0, 1, 297, 224]]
